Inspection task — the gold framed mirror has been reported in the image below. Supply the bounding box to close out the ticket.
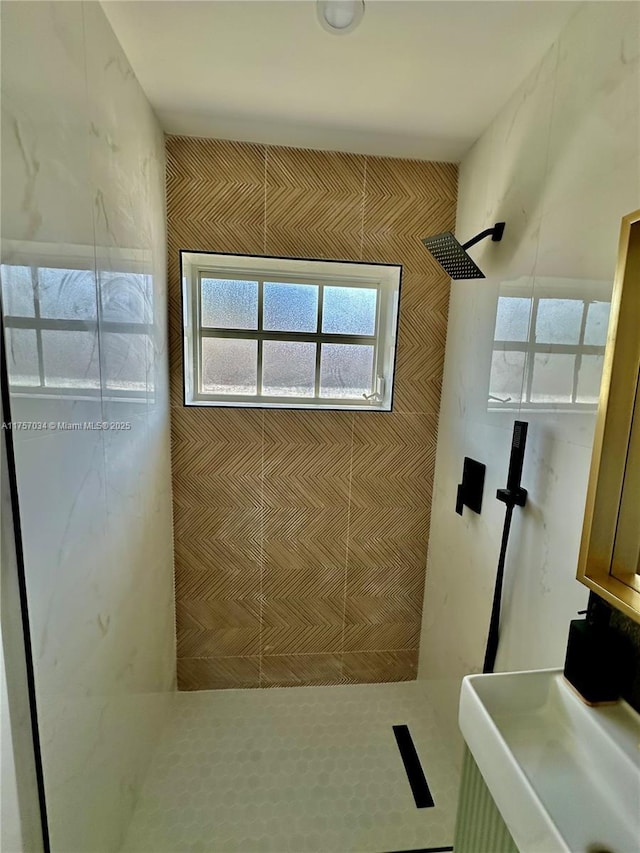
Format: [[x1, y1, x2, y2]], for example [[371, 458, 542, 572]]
[[577, 209, 640, 624]]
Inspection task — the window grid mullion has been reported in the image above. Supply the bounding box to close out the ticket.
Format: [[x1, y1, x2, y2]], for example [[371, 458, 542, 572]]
[[572, 300, 590, 403], [315, 285, 324, 398], [197, 328, 376, 346], [32, 265, 46, 389], [257, 280, 264, 395], [524, 297, 540, 404]]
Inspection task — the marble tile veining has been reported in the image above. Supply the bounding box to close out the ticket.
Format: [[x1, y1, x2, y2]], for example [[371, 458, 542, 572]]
[[419, 0, 640, 757], [1, 2, 175, 850]]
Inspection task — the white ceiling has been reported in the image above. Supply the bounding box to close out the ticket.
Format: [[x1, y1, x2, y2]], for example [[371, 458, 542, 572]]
[[103, 0, 577, 162]]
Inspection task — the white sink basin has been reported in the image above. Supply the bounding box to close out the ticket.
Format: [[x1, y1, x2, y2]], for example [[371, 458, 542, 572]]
[[459, 669, 640, 853]]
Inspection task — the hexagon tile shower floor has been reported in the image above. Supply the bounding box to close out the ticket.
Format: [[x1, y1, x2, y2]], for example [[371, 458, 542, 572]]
[[122, 681, 459, 853]]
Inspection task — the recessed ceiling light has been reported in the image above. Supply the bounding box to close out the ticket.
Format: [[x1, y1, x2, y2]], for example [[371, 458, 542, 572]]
[[317, 1, 365, 35]]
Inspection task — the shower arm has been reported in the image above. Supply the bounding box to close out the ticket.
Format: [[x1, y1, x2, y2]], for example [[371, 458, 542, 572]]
[[461, 221, 506, 251]]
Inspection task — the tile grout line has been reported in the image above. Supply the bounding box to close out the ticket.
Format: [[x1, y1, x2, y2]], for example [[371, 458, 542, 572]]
[[359, 156, 368, 262], [339, 412, 356, 679], [341, 157, 366, 678], [182, 647, 421, 661], [263, 146, 268, 254], [259, 146, 267, 684]]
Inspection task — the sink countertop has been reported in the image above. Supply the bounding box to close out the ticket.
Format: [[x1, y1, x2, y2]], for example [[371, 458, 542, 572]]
[[459, 668, 640, 853]]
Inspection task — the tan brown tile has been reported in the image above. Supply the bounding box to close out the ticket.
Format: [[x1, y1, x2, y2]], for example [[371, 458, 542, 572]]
[[167, 218, 265, 259], [393, 374, 443, 415], [267, 147, 364, 193], [262, 625, 343, 655], [263, 442, 351, 508], [172, 406, 263, 445], [361, 231, 430, 272], [364, 157, 457, 201], [363, 198, 457, 250], [167, 137, 266, 186], [177, 626, 260, 658], [173, 501, 262, 542], [396, 309, 448, 370], [342, 650, 418, 683], [264, 505, 349, 541], [265, 148, 364, 260], [343, 623, 421, 652], [348, 505, 431, 541], [261, 654, 344, 687], [347, 537, 426, 568], [349, 442, 435, 509], [262, 595, 344, 628], [263, 538, 347, 576], [266, 225, 362, 263], [175, 566, 260, 603], [265, 190, 363, 259], [399, 270, 451, 314], [344, 594, 422, 625], [262, 410, 353, 445], [169, 178, 264, 231], [262, 597, 344, 627], [351, 412, 438, 446], [262, 540, 346, 598], [177, 599, 260, 630], [172, 467, 262, 510], [177, 657, 261, 691], [345, 556, 426, 600], [349, 477, 431, 512], [166, 139, 456, 691], [174, 539, 261, 583], [171, 419, 263, 507]]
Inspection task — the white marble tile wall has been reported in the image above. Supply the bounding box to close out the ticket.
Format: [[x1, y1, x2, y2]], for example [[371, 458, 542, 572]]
[[418, 1, 640, 756], [0, 2, 175, 850], [1, 426, 44, 853]]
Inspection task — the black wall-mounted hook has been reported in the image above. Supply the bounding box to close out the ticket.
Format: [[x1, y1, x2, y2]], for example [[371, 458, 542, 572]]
[[456, 457, 486, 516]]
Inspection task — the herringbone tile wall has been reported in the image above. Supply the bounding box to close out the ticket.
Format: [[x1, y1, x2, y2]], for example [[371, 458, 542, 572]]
[[166, 137, 457, 689]]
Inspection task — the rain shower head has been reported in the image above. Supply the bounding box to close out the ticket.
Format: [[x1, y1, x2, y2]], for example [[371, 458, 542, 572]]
[[421, 222, 505, 280]]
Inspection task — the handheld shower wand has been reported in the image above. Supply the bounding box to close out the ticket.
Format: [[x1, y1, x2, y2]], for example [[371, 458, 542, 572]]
[[483, 420, 528, 674]]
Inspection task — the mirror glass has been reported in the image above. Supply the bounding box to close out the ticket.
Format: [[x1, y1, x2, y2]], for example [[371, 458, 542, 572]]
[[576, 210, 640, 624], [611, 368, 640, 582]]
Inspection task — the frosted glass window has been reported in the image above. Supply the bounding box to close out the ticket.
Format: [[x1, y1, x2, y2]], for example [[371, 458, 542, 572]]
[[5, 329, 40, 386], [530, 353, 575, 403], [41, 330, 101, 389], [322, 286, 377, 336], [263, 341, 316, 397], [576, 354, 605, 403], [201, 338, 257, 395], [320, 344, 374, 399], [489, 350, 526, 404], [38, 268, 98, 321], [103, 332, 149, 392], [182, 252, 401, 409], [201, 279, 258, 329], [535, 299, 583, 345], [0, 265, 35, 317], [101, 271, 152, 324], [263, 282, 318, 332], [494, 297, 531, 342], [584, 301, 611, 346]]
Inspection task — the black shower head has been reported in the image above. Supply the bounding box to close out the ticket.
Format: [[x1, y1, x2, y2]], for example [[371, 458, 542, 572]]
[[422, 222, 505, 280]]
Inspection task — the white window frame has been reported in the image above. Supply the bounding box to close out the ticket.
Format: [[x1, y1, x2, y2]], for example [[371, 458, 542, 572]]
[[181, 252, 402, 411]]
